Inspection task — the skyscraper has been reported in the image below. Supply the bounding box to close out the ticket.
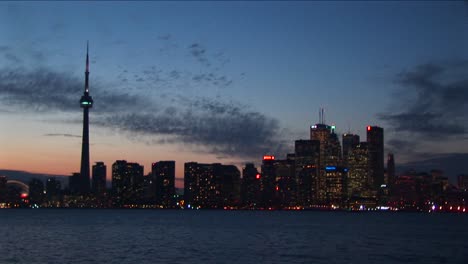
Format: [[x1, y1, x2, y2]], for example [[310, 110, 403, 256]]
[[112, 160, 144, 206], [241, 163, 261, 208], [342, 133, 360, 166], [152, 161, 176, 208], [366, 126, 384, 189], [310, 122, 342, 204], [347, 142, 369, 199], [295, 140, 320, 206], [387, 153, 395, 186], [184, 162, 240, 209], [79, 43, 93, 194], [92, 162, 107, 196]]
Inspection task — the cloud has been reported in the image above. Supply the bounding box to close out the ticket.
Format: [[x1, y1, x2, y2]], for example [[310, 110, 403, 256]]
[[157, 34, 171, 41], [0, 65, 287, 159], [379, 60, 468, 139], [97, 96, 286, 158], [44, 133, 81, 138], [0, 67, 150, 113], [188, 43, 210, 66]]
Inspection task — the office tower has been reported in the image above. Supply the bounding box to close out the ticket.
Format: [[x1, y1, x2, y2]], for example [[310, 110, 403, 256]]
[[274, 155, 296, 208], [387, 153, 395, 186], [92, 162, 107, 196], [28, 178, 44, 205], [112, 160, 144, 206], [295, 140, 320, 206], [241, 163, 261, 208], [184, 162, 240, 209], [260, 155, 277, 208], [347, 143, 370, 199], [152, 161, 175, 208], [342, 133, 360, 166], [79, 43, 93, 194], [310, 122, 342, 205], [184, 162, 215, 209], [367, 126, 384, 189], [324, 166, 348, 207], [217, 164, 241, 208]]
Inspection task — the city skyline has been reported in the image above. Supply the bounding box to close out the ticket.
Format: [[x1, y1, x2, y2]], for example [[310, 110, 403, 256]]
[[1, 2, 468, 185]]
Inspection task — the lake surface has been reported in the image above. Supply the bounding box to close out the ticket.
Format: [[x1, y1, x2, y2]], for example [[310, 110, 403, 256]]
[[0, 210, 467, 264]]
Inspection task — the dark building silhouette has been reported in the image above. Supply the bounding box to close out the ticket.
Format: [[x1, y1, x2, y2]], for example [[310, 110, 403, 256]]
[[274, 155, 296, 208], [79, 43, 93, 194], [69, 173, 81, 195], [0, 176, 7, 203], [295, 139, 320, 206], [184, 162, 240, 209], [387, 153, 395, 186], [152, 161, 175, 208], [260, 155, 277, 208], [112, 160, 144, 206], [28, 178, 44, 205], [46, 177, 62, 206], [241, 163, 261, 208], [92, 162, 107, 196], [367, 126, 384, 189], [342, 133, 360, 166], [458, 175, 468, 191]]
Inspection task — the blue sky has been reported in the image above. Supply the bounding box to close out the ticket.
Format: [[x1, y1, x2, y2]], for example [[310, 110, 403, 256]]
[[1, 1, 468, 181]]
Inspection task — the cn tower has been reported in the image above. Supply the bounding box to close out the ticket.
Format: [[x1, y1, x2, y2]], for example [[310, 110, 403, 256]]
[[79, 42, 93, 194]]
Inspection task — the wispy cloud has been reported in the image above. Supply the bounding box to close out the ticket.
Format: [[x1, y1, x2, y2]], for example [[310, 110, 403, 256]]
[[379, 60, 468, 139], [44, 133, 81, 138], [0, 65, 287, 159]]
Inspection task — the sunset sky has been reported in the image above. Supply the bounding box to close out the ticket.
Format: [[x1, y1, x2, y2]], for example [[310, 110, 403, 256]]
[[1, 1, 468, 186]]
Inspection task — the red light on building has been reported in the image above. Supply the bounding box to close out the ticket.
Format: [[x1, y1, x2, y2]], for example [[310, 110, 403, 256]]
[[263, 155, 275, 160], [256, 174, 261, 179], [367, 126, 371, 131], [20, 193, 28, 199], [275, 186, 279, 191]]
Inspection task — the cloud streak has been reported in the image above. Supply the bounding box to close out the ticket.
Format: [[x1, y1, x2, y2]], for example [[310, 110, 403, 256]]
[[0, 65, 286, 159], [379, 60, 468, 139]]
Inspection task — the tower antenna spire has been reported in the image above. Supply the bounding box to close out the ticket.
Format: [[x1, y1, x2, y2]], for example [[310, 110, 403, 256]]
[[85, 41, 89, 93]]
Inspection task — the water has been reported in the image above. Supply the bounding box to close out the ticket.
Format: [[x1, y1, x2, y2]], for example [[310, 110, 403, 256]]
[[0, 210, 467, 264]]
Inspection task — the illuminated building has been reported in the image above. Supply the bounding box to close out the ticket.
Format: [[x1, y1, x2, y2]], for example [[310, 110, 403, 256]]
[[112, 160, 144, 206], [28, 178, 44, 205], [274, 155, 296, 208], [342, 133, 360, 166], [367, 126, 384, 189], [92, 162, 107, 196], [295, 140, 320, 206], [152, 161, 175, 208], [79, 43, 93, 194], [184, 162, 240, 209], [347, 142, 371, 200], [310, 122, 342, 205], [241, 163, 261, 208], [324, 166, 348, 207]]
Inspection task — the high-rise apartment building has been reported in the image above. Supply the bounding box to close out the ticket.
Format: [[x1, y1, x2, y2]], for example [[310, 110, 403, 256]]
[[152, 161, 175, 208], [92, 162, 107, 196], [112, 160, 144, 206]]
